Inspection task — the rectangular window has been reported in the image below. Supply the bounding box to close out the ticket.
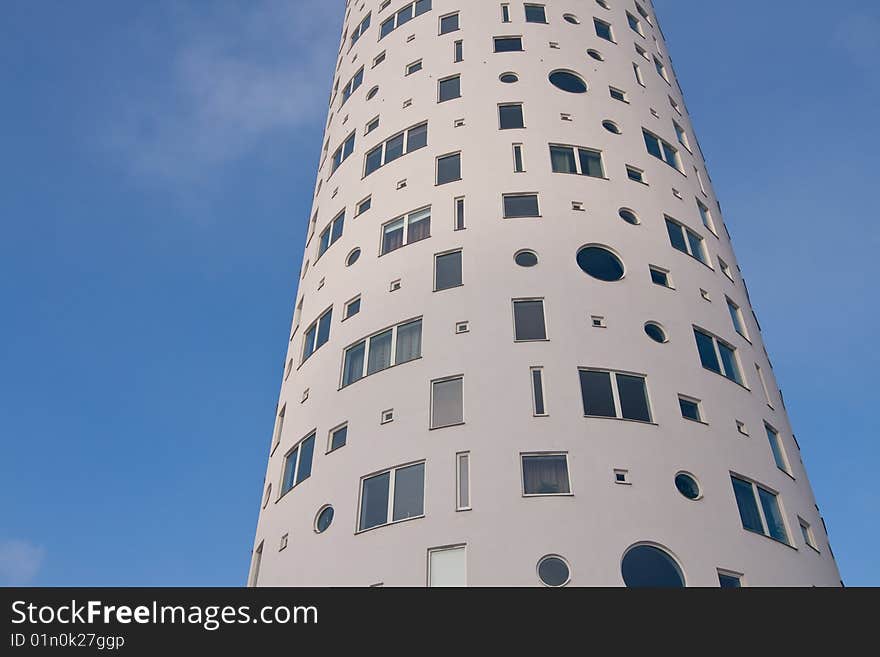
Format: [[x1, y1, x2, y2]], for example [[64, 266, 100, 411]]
[[406, 59, 423, 75], [436, 152, 462, 185], [434, 249, 463, 291], [524, 4, 547, 23], [673, 121, 691, 150], [249, 542, 263, 587], [356, 195, 372, 215], [730, 475, 789, 544], [453, 39, 463, 62], [799, 518, 817, 551], [382, 206, 431, 255], [302, 307, 332, 363], [609, 86, 628, 102], [350, 13, 372, 48], [635, 43, 649, 60], [756, 363, 773, 407], [719, 256, 733, 281], [626, 165, 645, 183], [438, 74, 461, 102], [454, 196, 466, 230], [271, 404, 286, 451], [281, 432, 316, 495], [626, 11, 643, 36], [439, 12, 459, 34], [633, 62, 645, 86], [726, 297, 749, 339], [431, 376, 464, 428], [358, 461, 426, 531], [342, 318, 422, 387], [765, 423, 790, 474], [635, 1, 653, 25], [364, 122, 428, 176], [456, 452, 470, 510], [373, 51, 386, 68], [503, 193, 540, 218], [344, 296, 361, 320], [531, 367, 547, 416], [328, 423, 348, 452], [379, 0, 432, 40], [654, 55, 669, 82], [643, 129, 682, 171], [501, 4, 510, 23], [650, 265, 672, 288], [513, 298, 547, 341], [513, 144, 525, 172], [718, 571, 742, 588], [549, 144, 605, 178], [579, 369, 652, 422], [499, 103, 524, 129], [665, 217, 708, 265], [494, 36, 523, 52], [331, 132, 356, 174], [696, 199, 715, 234], [694, 327, 745, 385], [428, 545, 466, 586], [594, 18, 614, 42], [679, 395, 702, 422], [318, 210, 345, 258], [340, 68, 364, 106], [521, 453, 571, 496]]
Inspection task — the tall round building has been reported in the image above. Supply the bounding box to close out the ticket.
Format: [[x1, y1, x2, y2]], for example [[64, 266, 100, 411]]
[[248, 0, 841, 587]]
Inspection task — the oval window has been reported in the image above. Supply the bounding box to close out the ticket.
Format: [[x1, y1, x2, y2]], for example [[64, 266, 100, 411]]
[[621, 545, 685, 588], [549, 70, 587, 94], [644, 322, 667, 343], [500, 72, 519, 83], [588, 49, 604, 61], [366, 86, 379, 100], [576, 246, 624, 281], [618, 208, 639, 224], [675, 473, 701, 500], [563, 14, 580, 24], [603, 120, 621, 134], [514, 250, 539, 267], [315, 506, 334, 533], [537, 555, 570, 587], [346, 248, 361, 267]]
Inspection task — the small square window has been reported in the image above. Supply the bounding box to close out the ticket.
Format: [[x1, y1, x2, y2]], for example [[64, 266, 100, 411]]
[[679, 396, 703, 423], [328, 423, 348, 452], [436, 152, 462, 185], [736, 420, 749, 436], [700, 288, 711, 301], [389, 279, 402, 292], [344, 296, 361, 320], [440, 12, 460, 35], [279, 533, 288, 551], [614, 469, 630, 485], [455, 321, 470, 334], [438, 75, 461, 102], [626, 165, 645, 183], [572, 201, 584, 211], [301, 388, 310, 403], [591, 315, 606, 328], [718, 570, 743, 588], [381, 409, 394, 424], [650, 266, 672, 288], [609, 87, 628, 102], [406, 59, 422, 75]]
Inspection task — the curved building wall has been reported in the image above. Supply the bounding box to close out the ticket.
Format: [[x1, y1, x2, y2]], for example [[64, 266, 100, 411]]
[[248, 0, 841, 587]]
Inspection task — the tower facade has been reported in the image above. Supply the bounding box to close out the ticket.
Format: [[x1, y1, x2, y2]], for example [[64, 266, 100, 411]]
[[249, 0, 841, 587]]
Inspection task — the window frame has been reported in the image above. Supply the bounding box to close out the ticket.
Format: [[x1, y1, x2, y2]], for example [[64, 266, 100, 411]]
[[456, 452, 471, 511], [433, 248, 463, 291], [380, 205, 432, 256], [363, 121, 428, 177], [530, 366, 548, 416], [730, 474, 791, 546], [435, 151, 462, 185], [340, 317, 423, 388], [430, 374, 465, 429], [578, 367, 654, 423], [301, 305, 333, 364], [502, 193, 540, 218], [520, 452, 572, 497], [493, 35, 524, 53], [549, 143, 606, 178], [665, 216, 710, 266], [357, 460, 427, 533], [279, 430, 317, 498], [643, 128, 683, 172], [512, 297, 548, 342], [437, 74, 462, 103], [327, 422, 348, 454], [693, 326, 747, 387]]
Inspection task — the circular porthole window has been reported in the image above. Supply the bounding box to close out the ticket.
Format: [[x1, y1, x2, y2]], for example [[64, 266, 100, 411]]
[[603, 120, 621, 134], [315, 505, 334, 533], [618, 208, 639, 224], [346, 248, 361, 267], [549, 70, 587, 94], [563, 14, 580, 24], [500, 72, 519, 83], [366, 86, 379, 100], [576, 245, 624, 281], [514, 250, 539, 267], [644, 322, 667, 343], [587, 49, 604, 61], [537, 555, 571, 587], [675, 473, 701, 500], [621, 544, 685, 588]]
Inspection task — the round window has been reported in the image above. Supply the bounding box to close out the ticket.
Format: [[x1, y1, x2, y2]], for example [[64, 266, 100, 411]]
[[621, 545, 685, 588], [563, 14, 580, 24], [588, 49, 604, 61], [603, 120, 621, 134], [500, 72, 519, 83], [576, 246, 624, 281], [514, 250, 539, 267], [675, 473, 701, 500], [315, 506, 334, 533], [366, 86, 379, 100], [644, 322, 667, 343], [596, 0, 611, 9], [549, 70, 587, 94], [618, 208, 638, 224], [346, 248, 361, 267], [537, 555, 570, 587]]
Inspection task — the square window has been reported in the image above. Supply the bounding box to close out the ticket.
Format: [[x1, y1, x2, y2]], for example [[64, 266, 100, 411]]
[[626, 165, 645, 183], [328, 424, 348, 452], [650, 266, 672, 288], [718, 571, 742, 588], [594, 18, 614, 42], [406, 59, 422, 75], [440, 12, 460, 35], [431, 376, 464, 428], [499, 103, 525, 129], [436, 152, 462, 185], [522, 453, 571, 495], [679, 396, 702, 422], [438, 75, 461, 102], [524, 4, 547, 23], [610, 87, 628, 102], [434, 250, 463, 291], [344, 296, 361, 319]]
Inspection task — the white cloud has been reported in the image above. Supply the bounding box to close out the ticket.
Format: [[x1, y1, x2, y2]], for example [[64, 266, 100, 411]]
[[103, 0, 340, 182], [0, 540, 46, 585]]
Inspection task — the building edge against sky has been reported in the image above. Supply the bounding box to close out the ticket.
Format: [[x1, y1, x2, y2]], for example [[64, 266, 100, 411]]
[[248, 0, 842, 587]]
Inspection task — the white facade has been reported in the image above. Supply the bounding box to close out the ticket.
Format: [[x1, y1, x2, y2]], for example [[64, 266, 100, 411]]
[[249, 0, 841, 587]]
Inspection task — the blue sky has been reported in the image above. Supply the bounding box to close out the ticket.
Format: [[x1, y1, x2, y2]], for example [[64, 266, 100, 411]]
[[0, 0, 877, 586]]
